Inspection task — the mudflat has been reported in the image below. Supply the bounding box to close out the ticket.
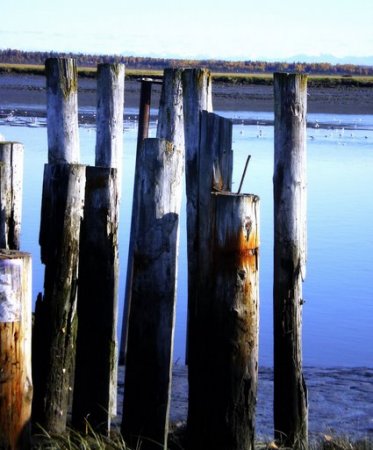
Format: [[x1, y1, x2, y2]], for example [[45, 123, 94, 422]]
[[1, 72, 373, 115]]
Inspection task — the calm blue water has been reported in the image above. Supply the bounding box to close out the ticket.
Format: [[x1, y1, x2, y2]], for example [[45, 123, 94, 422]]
[[1, 112, 372, 368]]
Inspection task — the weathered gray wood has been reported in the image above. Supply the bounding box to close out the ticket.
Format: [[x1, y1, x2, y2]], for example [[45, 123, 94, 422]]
[[182, 69, 213, 363], [157, 68, 185, 151], [95, 63, 125, 178], [273, 72, 308, 449], [0, 250, 32, 450], [119, 79, 154, 365], [32, 163, 85, 433], [72, 166, 119, 435], [46, 57, 80, 164], [187, 192, 260, 450], [0, 142, 23, 250], [121, 138, 183, 450], [120, 70, 185, 365]]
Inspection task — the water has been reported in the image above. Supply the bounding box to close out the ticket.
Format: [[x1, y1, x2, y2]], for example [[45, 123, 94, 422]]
[[1, 112, 372, 368]]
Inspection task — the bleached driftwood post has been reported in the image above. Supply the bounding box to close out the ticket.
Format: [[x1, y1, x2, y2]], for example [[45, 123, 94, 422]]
[[0, 250, 32, 450], [32, 164, 85, 433], [72, 166, 119, 434], [0, 142, 23, 250], [45, 57, 80, 164], [157, 68, 185, 150], [182, 69, 212, 363], [121, 138, 183, 450], [119, 77, 160, 365], [273, 72, 308, 449], [187, 193, 260, 450], [95, 63, 125, 183]]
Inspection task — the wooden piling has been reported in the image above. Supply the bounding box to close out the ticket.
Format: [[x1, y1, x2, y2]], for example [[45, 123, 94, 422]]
[[187, 110, 233, 377], [136, 79, 153, 150], [45, 57, 80, 164], [182, 68, 213, 363], [121, 138, 183, 450], [187, 192, 260, 450], [0, 250, 32, 450], [119, 77, 159, 365], [95, 63, 125, 177], [0, 142, 23, 250], [273, 72, 308, 449], [72, 166, 119, 435], [32, 163, 85, 433], [156, 68, 185, 151]]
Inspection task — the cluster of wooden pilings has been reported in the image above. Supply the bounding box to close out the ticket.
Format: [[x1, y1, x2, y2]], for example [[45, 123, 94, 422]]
[[0, 58, 308, 450]]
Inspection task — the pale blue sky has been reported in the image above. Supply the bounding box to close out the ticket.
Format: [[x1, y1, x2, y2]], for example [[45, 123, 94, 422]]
[[1, 0, 372, 62]]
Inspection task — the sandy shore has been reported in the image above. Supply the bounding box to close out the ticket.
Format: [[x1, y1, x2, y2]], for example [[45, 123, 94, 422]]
[[1, 72, 373, 117], [115, 366, 373, 441]]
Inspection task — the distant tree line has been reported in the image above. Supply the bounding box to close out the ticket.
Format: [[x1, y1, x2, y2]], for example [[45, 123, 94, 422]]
[[1, 48, 372, 76]]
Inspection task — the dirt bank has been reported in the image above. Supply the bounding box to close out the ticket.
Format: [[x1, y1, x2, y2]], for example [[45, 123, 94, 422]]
[[1, 72, 373, 116]]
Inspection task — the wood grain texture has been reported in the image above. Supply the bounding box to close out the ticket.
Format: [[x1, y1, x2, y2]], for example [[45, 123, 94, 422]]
[[95, 63, 125, 185], [72, 166, 119, 434], [121, 139, 183, 450], [187, 193, 259, 450], [32, 163, 85, 433], [181, 68, 212, 363], [273, 72, 308, 449], [0, 142, 23, 250], [45, 58, 80, 164], [0, 250, 32, 450]]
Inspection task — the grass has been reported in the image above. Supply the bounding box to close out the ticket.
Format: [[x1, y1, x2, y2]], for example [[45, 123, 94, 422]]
[[1, 63, 373, 87], [30, 425, 373, 450]]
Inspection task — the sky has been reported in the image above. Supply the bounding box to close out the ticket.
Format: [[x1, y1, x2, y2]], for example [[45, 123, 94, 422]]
[[1, 0, 373, 63]]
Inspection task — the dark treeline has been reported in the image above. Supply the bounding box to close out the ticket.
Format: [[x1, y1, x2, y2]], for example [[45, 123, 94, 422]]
[[1, 48, 373, 76]]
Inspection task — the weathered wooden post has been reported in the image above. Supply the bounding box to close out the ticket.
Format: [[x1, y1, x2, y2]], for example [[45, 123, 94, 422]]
[[45, 57, 80, 164], [119, 77, 161, 365], [187, 111, 233, 415], [72, 166, 119, 434], [187, 192, 260, 450], [273, 72, 308, 449], [136, 79, 153, 150], [0, 142, 23, 250], [182, 69, 213, 362], [121, 138, 183, 450], [0, 250, 32, 450], [95, 63, 125, 179], [157, 68, 185, 150], [32, 163, 85, 433]]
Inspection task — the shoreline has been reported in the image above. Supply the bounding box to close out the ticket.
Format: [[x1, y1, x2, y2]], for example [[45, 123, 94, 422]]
[[1, 73, 373, 117], [116, 365, 373, 441]]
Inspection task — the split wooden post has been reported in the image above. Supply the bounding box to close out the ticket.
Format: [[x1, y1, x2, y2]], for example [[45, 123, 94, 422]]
[[273, 72, 308, 449], [187, 193, 260, 450], [32, 163, 85, 433], [182, 69, 213, 363], [95, 63, 125, 184], [45, 57, 80, 164], [0, 142, 23, 250], [121, 138, 183, 450], [187, 111, 233, 444], [0, 250, 32, 450], [72, 166, 119, 434], [119, 77, 161, 365]]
